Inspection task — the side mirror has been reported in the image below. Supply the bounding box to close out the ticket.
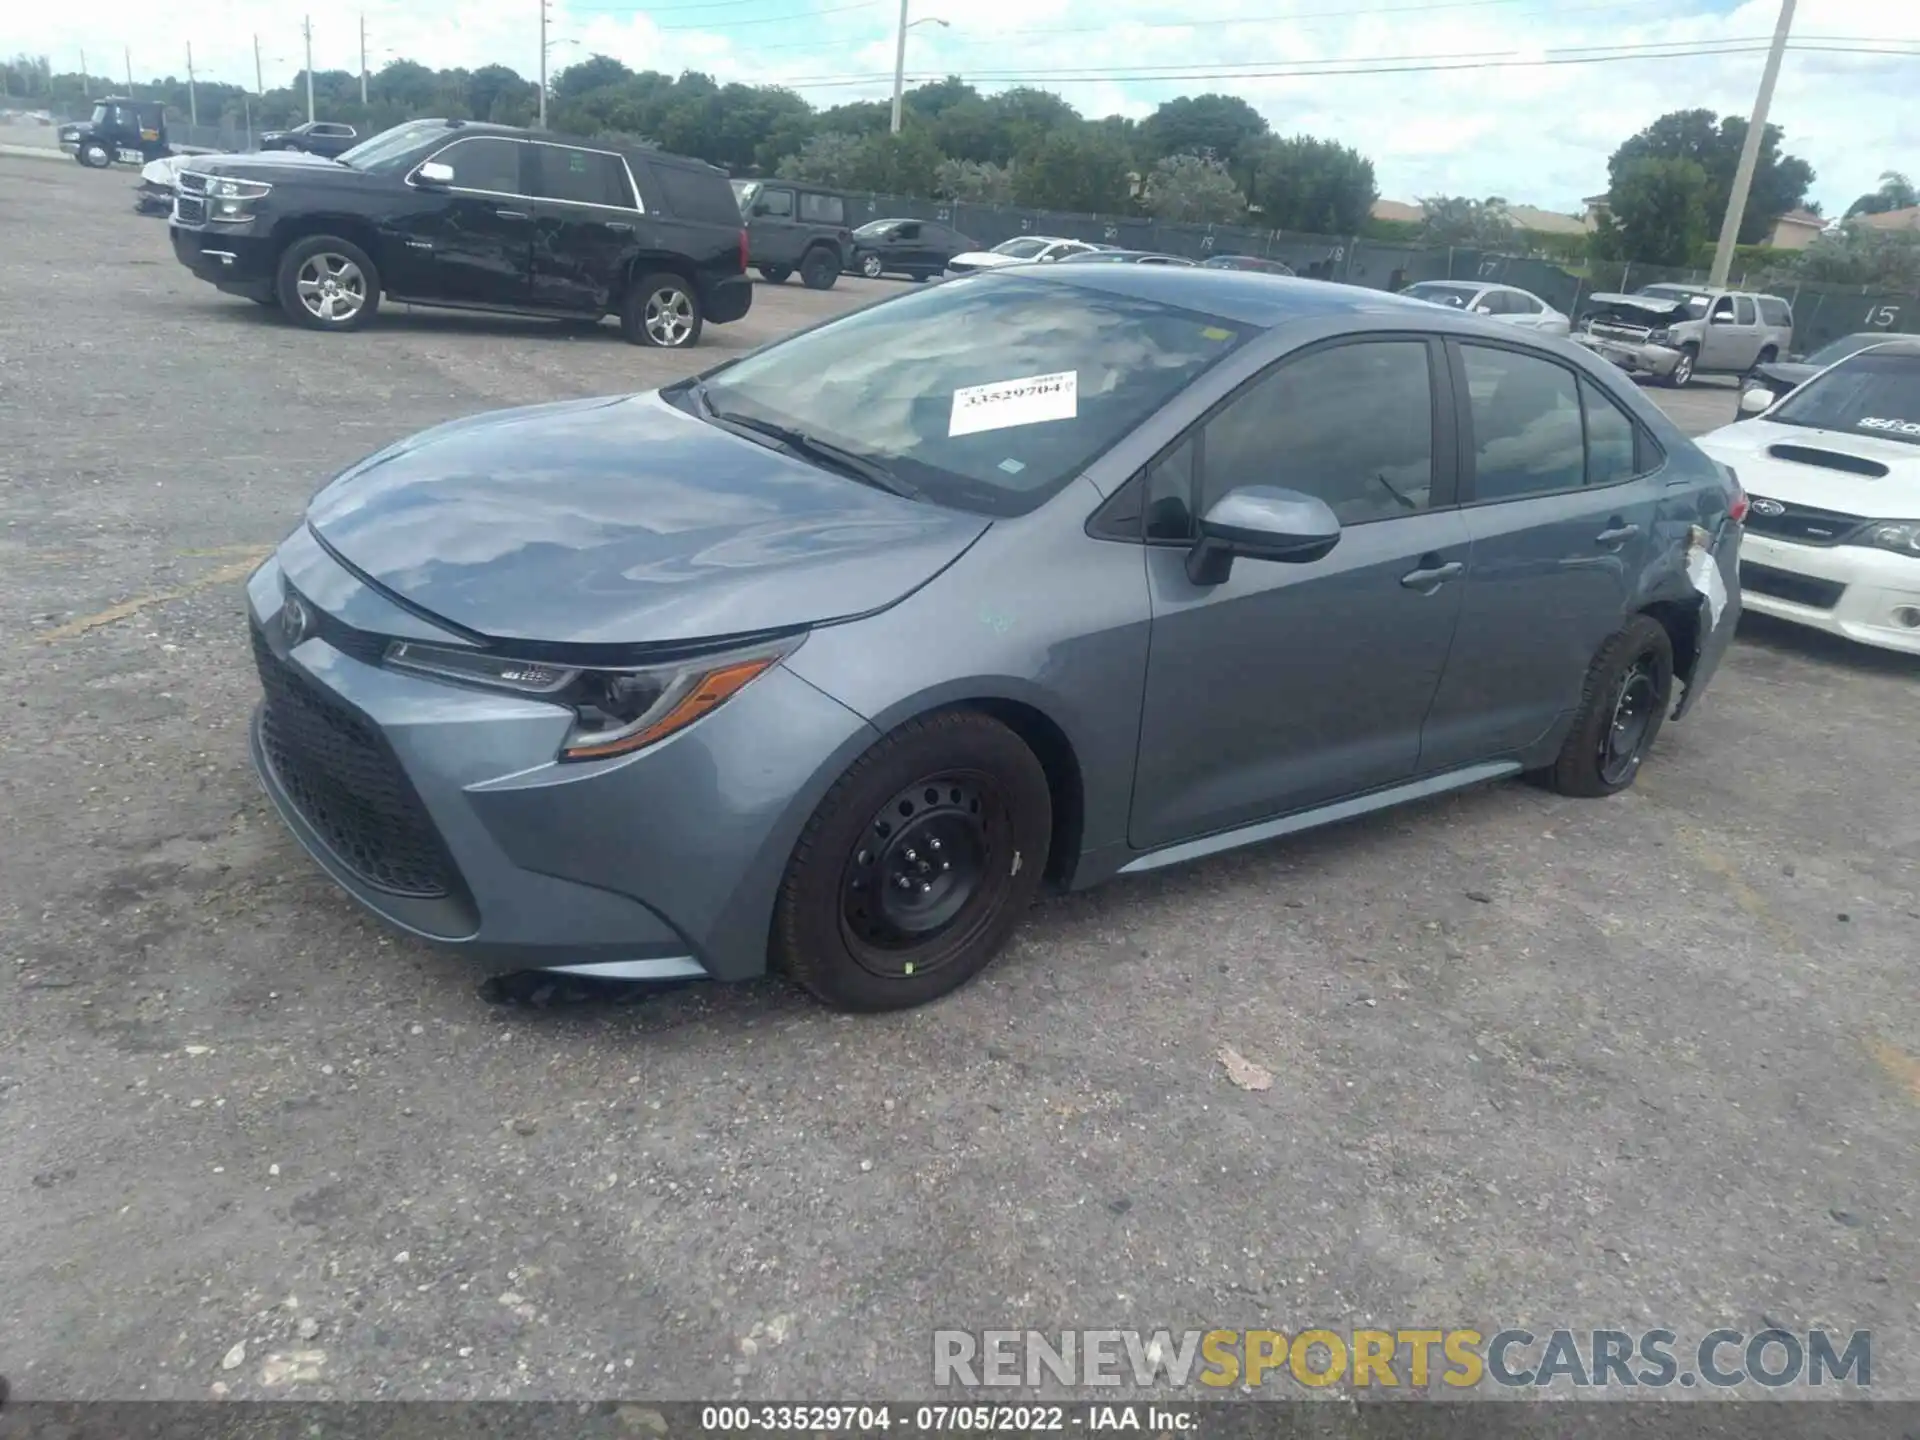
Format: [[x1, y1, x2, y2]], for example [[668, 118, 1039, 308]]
[[1709, 310, 1734, 325], [414, 161, 453, 188], [1739, 386, 1775, 416], [1472, 302, 1494, 314], [1186, 486, 1342, 586]]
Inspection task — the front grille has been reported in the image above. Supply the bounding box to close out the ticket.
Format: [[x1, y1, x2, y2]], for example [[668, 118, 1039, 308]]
[[174, 194, 207, 224], [178, 170, 207, 194], [1744, 498, 1865, 547], [1740, 561, 1846, 611], [250, 623, 457, 898]]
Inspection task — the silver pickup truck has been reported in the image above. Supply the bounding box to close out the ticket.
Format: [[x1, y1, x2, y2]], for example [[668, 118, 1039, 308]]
[[1573, 285, 1794, 388]]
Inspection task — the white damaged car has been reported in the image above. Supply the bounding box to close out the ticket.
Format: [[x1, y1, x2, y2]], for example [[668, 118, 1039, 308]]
[[1696, 339, 1920, 653], [944, 235, 1099, 276]]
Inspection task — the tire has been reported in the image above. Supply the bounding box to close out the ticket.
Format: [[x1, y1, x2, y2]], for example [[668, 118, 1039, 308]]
[[1755, 346, 1778, 366], [757, 265, 790, 284], [773, 711, 1052, 1012], [1663, 344, 1697, 388], [859, 252, 885, 279], [912, 270, 931, 283], [78, 140, 111, 168], [275, 235, 381, 332], [1533, 615, 1674, 799], [800, 246, 840, 290], [621, 271, 702, 348]]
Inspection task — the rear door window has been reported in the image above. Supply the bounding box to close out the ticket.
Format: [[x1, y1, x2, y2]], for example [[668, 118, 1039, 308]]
[[1734, 296, 1757, 326], [798, 191, 844, 224], [532, 145, 634, 209], [1581, 377, 1640, 486], [1460, 344, 1585, 501]]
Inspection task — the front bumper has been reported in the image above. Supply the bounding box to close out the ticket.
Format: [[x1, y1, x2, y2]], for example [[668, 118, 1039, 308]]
[[243, 534, 877, 978], [1573, 334, 1682, 377], [171, 223, 277, 298], [1737, 531, 1920, 654]]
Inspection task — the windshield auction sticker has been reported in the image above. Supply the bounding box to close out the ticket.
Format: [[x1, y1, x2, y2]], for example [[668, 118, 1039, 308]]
[[949, 371, 1078, 437]]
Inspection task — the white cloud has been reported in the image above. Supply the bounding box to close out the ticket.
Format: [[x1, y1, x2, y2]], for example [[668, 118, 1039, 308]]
[[13, 0, 1917, 212]]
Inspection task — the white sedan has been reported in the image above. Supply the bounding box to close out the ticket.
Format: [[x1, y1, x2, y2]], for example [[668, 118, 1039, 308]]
[[1401, 280, 1571, 336], [1697, 339, 1920, 654], [944, 236, 1099, 277]]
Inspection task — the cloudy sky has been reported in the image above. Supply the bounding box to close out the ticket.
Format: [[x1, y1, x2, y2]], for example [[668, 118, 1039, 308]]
[[17, 0, 1920, 212]]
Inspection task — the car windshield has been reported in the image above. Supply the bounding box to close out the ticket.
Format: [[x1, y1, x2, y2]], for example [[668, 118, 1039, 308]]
[[1767, 350, 1920, 445], [1806, 334, 1892, 368], [335, 119, 454, 172], [90, 103, 111, 125], [686, 274, 1252, 517], [1637, 285, 1710, 316], [1403, 283, 1477, 308], [991, 238, 1050, 259]]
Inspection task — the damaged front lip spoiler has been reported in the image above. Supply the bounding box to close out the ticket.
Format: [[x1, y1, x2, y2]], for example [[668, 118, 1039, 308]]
[[1573, 334, 1682, 374]]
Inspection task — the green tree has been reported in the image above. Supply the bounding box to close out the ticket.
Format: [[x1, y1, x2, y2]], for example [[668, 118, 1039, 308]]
[[1417, 195, 1515, 249], [1142, 152, 1246, 223], [1139, 93, 1269, 169], [1244, 134, 1377, 235], [777, 132, 866, 187], [851, 127, 943, 195], [552, 54, 634, 104], [1607, 109, 1814, 246], [1012, 124, 1131, 213], [1844, 170, 1918, 218], [1795, 223, 1920, 288], [1603, 157, 1710, 267], [934, 157, 1013, 203]]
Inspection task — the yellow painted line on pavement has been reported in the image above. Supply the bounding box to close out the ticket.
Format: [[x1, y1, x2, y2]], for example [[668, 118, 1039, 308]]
[[1866, 1037, 1920, 1107], [1669, 824, 1799, 950], [39, 550, 271, 642]]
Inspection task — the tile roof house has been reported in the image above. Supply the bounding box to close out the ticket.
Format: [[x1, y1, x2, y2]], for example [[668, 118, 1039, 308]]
[[1767, 208, 1826, 250], [1859, 205, 1920, 233]]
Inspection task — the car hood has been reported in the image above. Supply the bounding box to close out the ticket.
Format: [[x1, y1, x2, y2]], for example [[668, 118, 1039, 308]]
[[1751, 360, 1819, 388], [189, 150, 354, 178], [306, 392, 990, 649], [1584, 293, 1694, 324], [1696, 417, 1920, 514]]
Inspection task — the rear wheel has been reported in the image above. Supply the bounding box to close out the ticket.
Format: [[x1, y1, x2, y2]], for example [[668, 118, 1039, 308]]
[[621, 271, 702, 348], [1663, 344, 1697, 388], [800, 246, 840, 290], [1534, 615, 1674, 798], [774, 711, 1051, 1011], [275, 235, 381, 332], [757, 265, 791, 284]]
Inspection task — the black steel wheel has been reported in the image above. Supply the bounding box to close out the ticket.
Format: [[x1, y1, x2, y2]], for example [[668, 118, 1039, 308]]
[[1535, 615, 1674, 798], [800, 246, 840, 290], [775, 711, 1051, 1011]]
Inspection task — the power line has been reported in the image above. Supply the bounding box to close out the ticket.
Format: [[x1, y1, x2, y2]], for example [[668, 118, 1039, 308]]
[[654, 0, 876, 26], [766, 37, 1917, 89]]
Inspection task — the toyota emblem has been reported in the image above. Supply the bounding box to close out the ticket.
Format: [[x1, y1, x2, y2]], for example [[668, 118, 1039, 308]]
[[281, 593, 311, 646], [1750, 497, 1785, 517]]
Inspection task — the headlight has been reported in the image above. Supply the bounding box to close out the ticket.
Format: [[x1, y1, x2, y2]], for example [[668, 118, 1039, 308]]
[[1649, 328, 1674, 345], [206, 176, 271, 200], [383, 636, 800, 761], [1863, 521, 1920, 558]]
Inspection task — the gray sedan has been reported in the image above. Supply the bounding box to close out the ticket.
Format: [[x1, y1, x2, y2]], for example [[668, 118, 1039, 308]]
[[245, 266, 1743, 1011]]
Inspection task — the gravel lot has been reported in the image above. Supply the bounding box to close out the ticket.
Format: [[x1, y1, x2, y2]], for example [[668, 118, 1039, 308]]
[[2, 153, 1917, 1404]]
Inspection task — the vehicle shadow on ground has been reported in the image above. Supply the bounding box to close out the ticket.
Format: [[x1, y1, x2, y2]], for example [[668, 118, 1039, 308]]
[[1733, 610, 1920, 678]]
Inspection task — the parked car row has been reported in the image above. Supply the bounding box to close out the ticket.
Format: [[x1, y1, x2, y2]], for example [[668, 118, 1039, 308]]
[[242, 265, 1753, 1014]]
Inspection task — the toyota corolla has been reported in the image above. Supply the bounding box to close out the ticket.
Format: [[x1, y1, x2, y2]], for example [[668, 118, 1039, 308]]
[[245, 267, 1744, 1011]]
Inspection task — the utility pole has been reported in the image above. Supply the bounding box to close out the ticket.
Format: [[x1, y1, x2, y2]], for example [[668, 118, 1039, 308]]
[[80, 48, 90, 98], [124, 46, 134, 94], [1709, 0, 1795, 287], [254, 34, 264, 96], [889, 0, 909, 133], [538, 0, 549, 128], [187, 42, 198, 125], [359, 13, 368, 105], [303, 15, 315, 123]]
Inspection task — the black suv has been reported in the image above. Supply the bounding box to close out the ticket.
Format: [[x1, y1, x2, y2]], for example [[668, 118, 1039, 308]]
[[260, 121, 359, 158], [731, 179, 854, 289], [169, 119, 752, 347]]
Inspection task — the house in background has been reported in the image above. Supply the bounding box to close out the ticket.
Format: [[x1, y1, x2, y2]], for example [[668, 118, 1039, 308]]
[[1860, 205, 1920, 233], [1767, 208, 1826, 250], [1370, 199, 1589, 236]]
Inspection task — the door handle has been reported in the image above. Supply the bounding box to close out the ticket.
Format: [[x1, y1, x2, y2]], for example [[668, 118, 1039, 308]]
[[1400, 560, 1464, 590], [493, 207, 529, 220], [1595, 522, 1641, 546], [605, 221, 634, 233]]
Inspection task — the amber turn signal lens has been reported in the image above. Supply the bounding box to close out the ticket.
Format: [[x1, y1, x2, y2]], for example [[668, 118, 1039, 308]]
[[560, 656, 777, 760]]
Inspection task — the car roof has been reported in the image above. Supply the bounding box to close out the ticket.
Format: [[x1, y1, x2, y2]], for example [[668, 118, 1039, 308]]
[[1006, 264, 1443, 328]]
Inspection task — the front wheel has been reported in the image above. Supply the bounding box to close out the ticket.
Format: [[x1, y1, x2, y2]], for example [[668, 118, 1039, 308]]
[[800, 247, 840, 290], [275, 235, 381, 332], [621, 271, 702, 348], [78, 140, 111, 168], [1663, 344, 1697, 388], [774, 711, 1051, 1012], [859, 252, 885, 278], [1533, 615, 1674, 798]]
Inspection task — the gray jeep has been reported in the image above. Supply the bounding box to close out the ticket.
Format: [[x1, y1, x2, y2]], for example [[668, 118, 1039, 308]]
[[732, 179, 855, 290]]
